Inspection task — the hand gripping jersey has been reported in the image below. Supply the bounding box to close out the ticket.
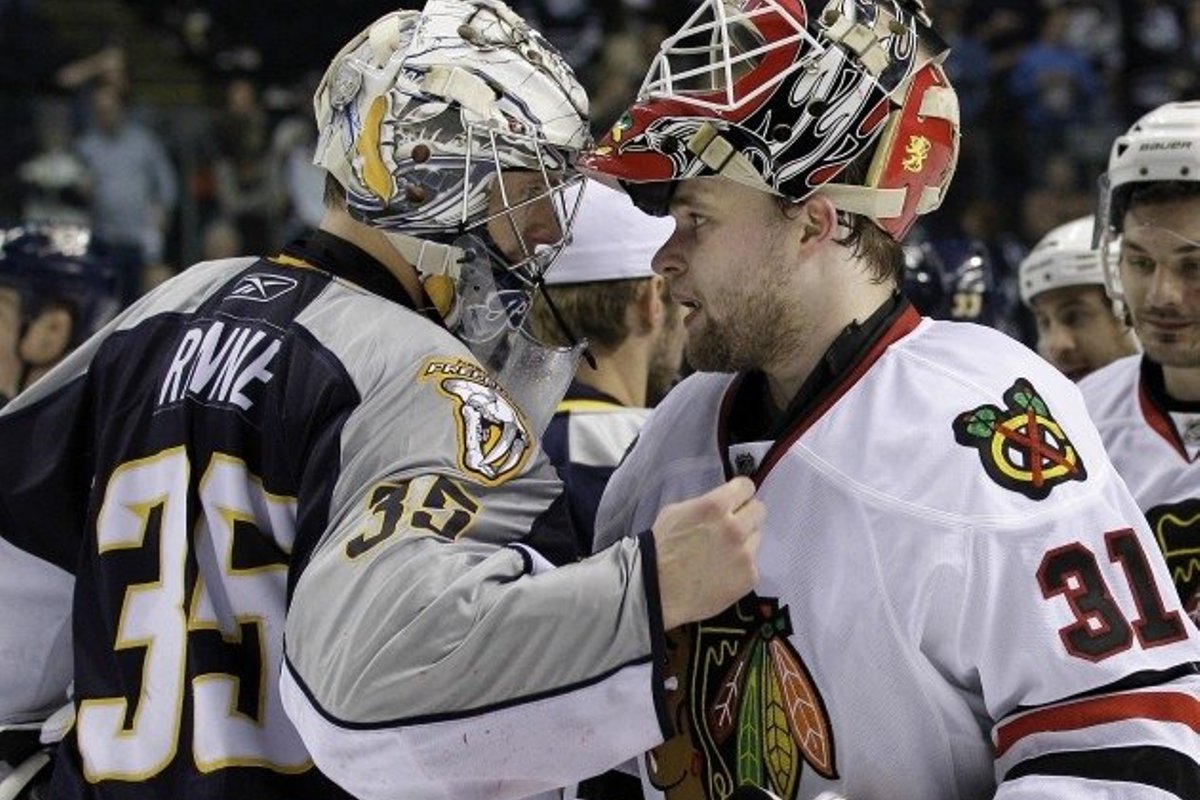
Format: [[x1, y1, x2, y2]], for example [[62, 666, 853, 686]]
[[541, 380, 651, 556], [1080, 354, 1200, 620], [0, 231, 669, 800], [595, 305, 1200, 800]]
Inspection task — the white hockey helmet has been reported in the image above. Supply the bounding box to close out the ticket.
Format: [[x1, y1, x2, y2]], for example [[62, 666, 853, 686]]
[[1096, 101, 1200, 302], [313, 0, 590, 292], [1018, 216, 1108, 307]]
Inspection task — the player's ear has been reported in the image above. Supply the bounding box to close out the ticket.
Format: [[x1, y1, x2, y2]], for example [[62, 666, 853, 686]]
[[796, 195, 838, 245], [635, 275, 665, 334]]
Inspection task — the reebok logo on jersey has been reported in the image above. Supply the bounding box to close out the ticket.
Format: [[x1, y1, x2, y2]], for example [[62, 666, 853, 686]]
[[157, 320, 282, 411], [953, 378, 1086, 500], [227, 273, 298, 303]]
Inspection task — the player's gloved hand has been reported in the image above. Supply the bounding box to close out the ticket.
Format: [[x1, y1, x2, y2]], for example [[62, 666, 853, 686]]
[[652, 476, 764, 630]]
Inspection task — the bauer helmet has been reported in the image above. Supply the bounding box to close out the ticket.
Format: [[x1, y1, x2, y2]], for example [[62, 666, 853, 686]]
[[1096, 101, 1200, 303]]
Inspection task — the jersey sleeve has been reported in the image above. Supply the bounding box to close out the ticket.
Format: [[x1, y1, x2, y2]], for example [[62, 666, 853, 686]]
[[281, 332, 671, 800], [0, 327, 105, 722], [931, 466, 1200, 798]]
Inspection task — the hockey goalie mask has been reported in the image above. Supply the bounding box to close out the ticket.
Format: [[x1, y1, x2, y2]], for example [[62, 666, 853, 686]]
[[579, 0, 960, 241], [313, 0, 591, 431], [1095, 101, 1200, 306]]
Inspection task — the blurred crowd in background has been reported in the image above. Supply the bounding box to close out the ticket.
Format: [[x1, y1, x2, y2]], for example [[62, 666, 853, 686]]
[[0, 0, 1198, 375]]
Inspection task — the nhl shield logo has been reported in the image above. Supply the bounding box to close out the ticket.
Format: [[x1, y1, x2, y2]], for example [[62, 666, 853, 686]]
[[953, 378, 1086, 500], [649, 597, 836, 800], [1145, 498, 1200, 623]]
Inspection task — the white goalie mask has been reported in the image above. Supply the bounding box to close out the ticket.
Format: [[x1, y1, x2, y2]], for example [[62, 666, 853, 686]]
[[1095, 101, 1200, 306], [312, 0, 592, 431]]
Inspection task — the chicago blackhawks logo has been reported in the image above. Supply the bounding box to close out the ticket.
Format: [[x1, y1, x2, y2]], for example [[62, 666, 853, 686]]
[[649, 597, 835, 800], [1145, 498, 1200, 623], [953, 378, 1085, 500], [422, 358, 531, 485]]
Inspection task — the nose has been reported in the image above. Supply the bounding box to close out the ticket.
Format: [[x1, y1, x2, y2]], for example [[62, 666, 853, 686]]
[[1040, 322, 1075, 365], [519, 196, 562, 249], [1145, 265, 1185, 309], [651, 222, 686, 277]]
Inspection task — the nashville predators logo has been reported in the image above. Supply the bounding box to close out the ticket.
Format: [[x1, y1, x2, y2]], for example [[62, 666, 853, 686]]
[[649, 597, 836, 800], [422, 358, 531, 485], [901, 134, 932, 173], [953, 378, 1085, 500], [1145, 498, 1200, 623]]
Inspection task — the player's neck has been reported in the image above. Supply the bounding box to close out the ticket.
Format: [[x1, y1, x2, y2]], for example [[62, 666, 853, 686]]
[[1161, 362, 1200, 403], [575, 339, 649, 408], [318, 208, 426, 306], [763, 269, 894, 411]]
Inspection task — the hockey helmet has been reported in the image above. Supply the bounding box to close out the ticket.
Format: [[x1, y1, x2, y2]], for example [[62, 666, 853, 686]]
[[578, 0, 960, 241], [1096, 101, 1200, 303], [313, 0, 591, 292], [1018, 216, 1110, 308], [902, 236, 992, 321]]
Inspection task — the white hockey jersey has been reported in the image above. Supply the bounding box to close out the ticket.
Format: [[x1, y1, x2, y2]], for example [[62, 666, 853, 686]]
[[595, 305, 1200, 800], [1080, 354, 1200, 618]]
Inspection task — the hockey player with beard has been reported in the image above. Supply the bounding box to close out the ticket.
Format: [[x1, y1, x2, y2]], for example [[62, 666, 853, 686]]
[[0, 3, 764, 799], [583, 1, 1200, 798]]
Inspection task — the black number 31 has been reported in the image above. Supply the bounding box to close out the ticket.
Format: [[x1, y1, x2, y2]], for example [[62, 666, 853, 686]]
[[1038, 528, 1188, 662]]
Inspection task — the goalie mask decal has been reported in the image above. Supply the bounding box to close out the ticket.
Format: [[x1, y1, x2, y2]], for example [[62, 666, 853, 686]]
[[953, 378, 1086, 500], [649, 596, 836, 799], [422, 358, 531, 485]]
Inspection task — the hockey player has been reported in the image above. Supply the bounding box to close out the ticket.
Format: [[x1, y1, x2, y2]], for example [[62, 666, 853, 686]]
[[531, 182, 681, 557], [0, 3, 764, 799], [1018, 215, 1138, 381], [1080, 101, 1200, 622], [581, 1, 1200, 798]]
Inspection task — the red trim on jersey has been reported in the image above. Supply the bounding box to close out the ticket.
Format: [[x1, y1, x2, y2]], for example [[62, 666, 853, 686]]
[[1137, 378, 1190, 462], [994, 691, 1200, 758], [752, 305, 922, 483]]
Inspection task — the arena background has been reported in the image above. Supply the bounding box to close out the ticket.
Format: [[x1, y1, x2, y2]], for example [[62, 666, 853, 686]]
[[0, 0, 1197, 351]]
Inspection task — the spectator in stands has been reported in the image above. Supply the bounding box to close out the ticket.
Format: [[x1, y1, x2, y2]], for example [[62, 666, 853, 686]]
[[0, 286, 21, 406], [1009, 6, 1102, 182], [213, 76, 280, 254], [75, 82, 177, 307]]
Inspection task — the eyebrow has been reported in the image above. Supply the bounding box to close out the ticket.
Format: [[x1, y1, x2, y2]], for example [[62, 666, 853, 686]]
[[1124, 240, 1200, 255]]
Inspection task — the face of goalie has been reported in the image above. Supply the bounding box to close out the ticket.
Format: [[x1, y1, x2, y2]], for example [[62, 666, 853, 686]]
[[651, 176, 812, 377], [483, 170, 567, 272]]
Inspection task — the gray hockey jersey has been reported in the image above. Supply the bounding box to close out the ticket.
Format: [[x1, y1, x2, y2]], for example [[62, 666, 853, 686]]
[[0, 231, 668, 800]]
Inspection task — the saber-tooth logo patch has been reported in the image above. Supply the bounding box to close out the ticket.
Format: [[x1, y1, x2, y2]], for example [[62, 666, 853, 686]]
[[227, 273, 298, 302], [953, 378, 1085, 499], [422, 358, 531, 484]]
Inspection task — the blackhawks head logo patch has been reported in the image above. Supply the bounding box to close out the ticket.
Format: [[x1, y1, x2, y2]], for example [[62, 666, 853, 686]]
[[953, 378, 1085, 500], [649, 597, 836, 800]]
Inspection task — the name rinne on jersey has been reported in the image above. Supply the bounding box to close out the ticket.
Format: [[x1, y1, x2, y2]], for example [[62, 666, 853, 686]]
[[158, 319, 281, 410]]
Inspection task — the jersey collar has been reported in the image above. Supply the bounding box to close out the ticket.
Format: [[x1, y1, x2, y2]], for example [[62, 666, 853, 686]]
[[276, 230, 442, 323], [1138, 356, 1200, 463], [720, 294, 920, 482]]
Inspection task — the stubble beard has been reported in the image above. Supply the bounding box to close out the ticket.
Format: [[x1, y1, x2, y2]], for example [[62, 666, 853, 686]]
[[685, 283, 801, 374]]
